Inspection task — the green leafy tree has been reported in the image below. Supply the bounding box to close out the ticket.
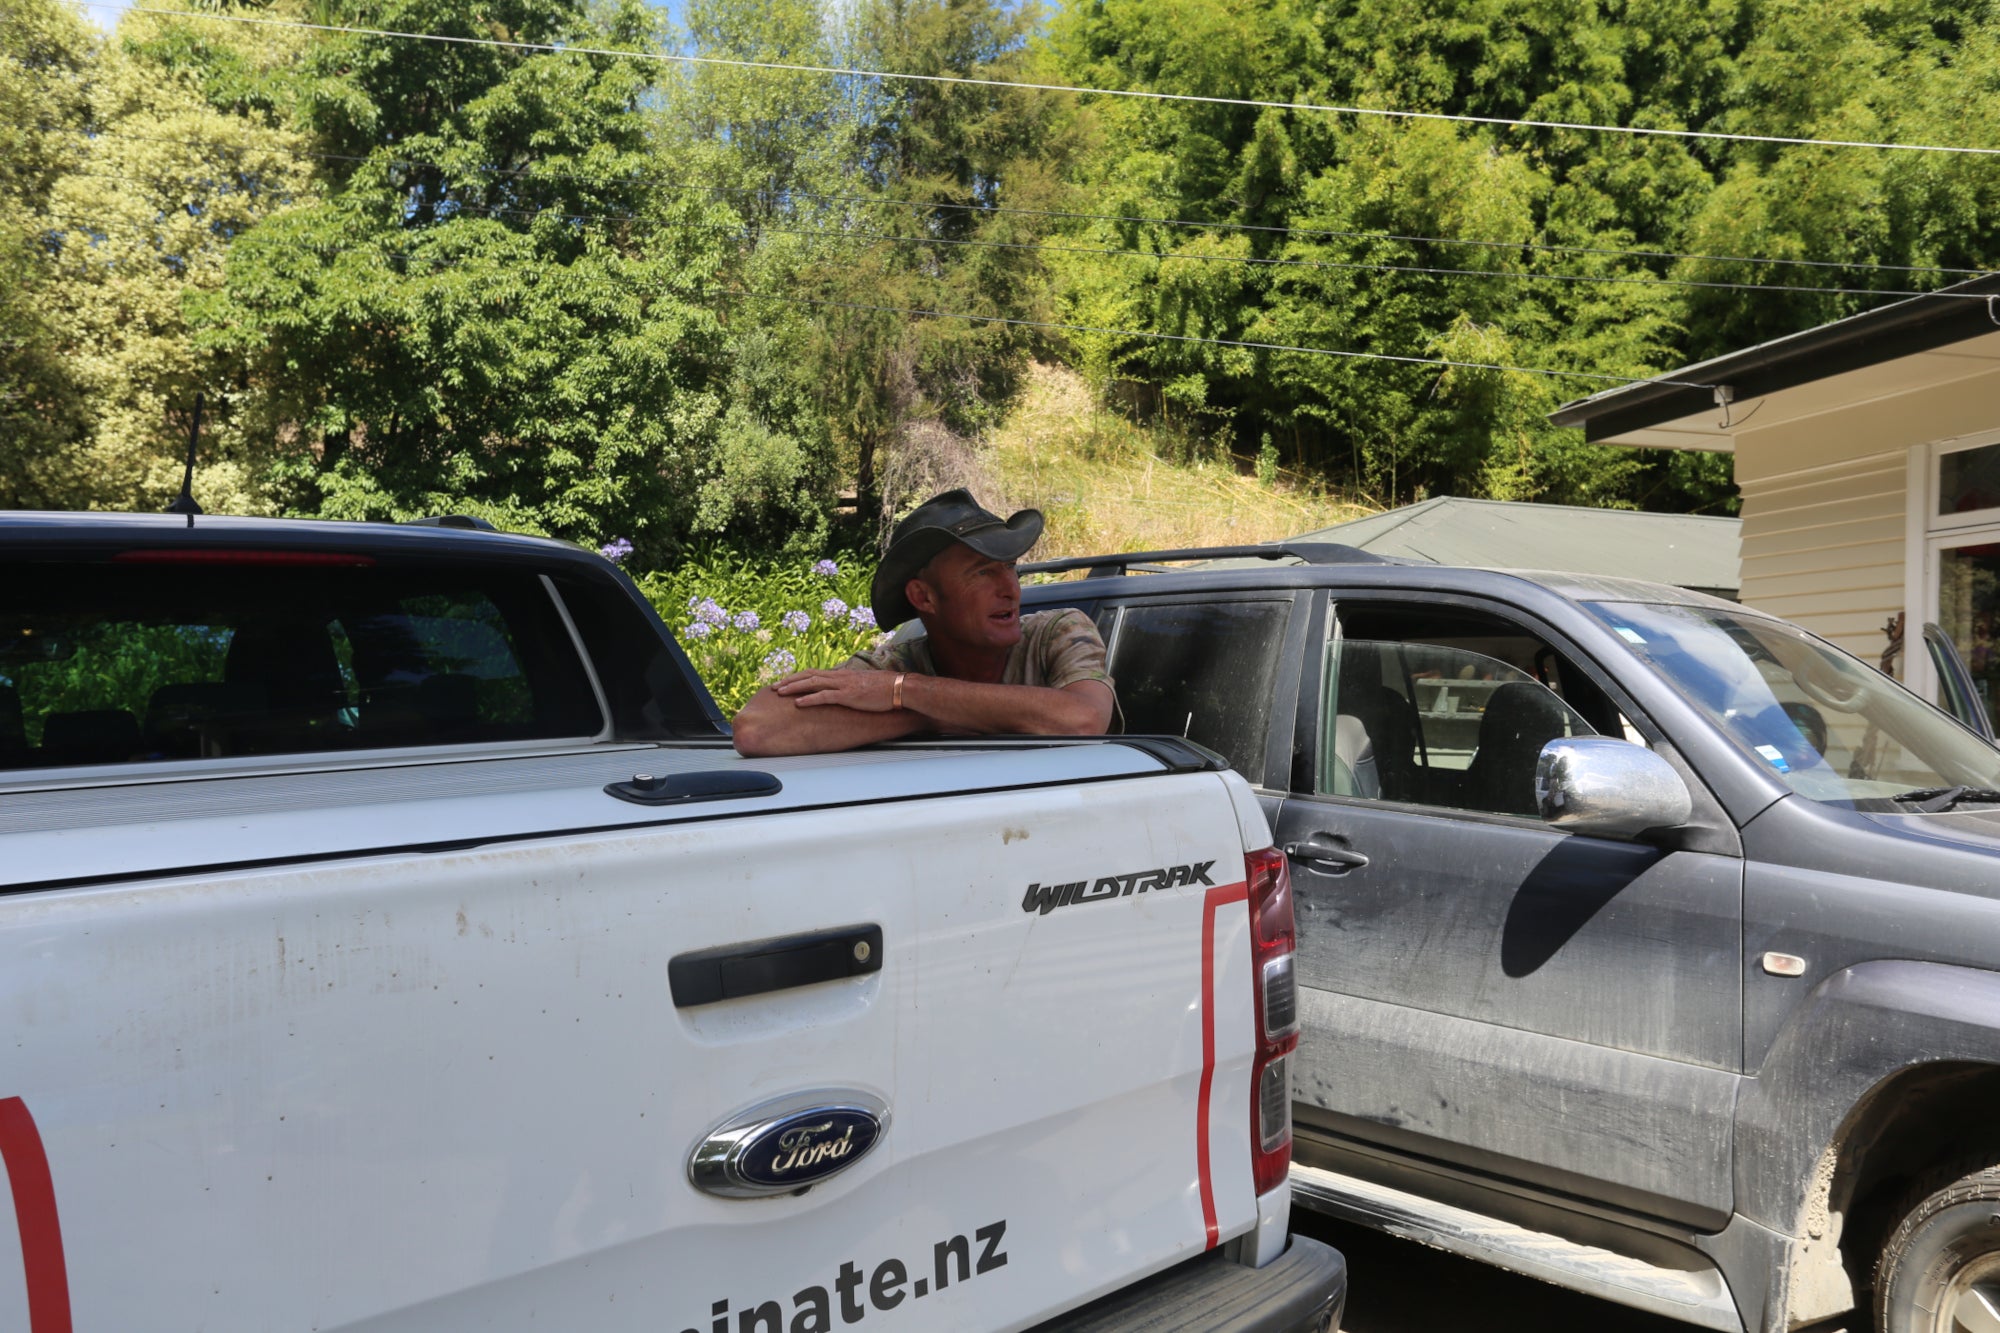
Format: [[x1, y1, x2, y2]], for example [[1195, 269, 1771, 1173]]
[[1, 0, 322, 514], [800, 0, 1080, 531], [1678, 0, 2000, 359], [46, 0, 320, 514], [1044, 0, 1999, 513], [0, 0, 94, 507], [200, 0, 837, 557], [14, 0, 1997, 537]]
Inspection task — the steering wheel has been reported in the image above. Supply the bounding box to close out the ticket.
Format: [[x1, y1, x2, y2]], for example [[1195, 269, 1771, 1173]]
[[1781, 701, 1830, 757]]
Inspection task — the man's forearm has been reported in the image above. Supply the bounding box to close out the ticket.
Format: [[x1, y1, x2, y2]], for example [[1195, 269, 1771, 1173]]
[[733, 668, 1112, 755], [901, 674, 1111, 735], [732, 686, 927, 756]]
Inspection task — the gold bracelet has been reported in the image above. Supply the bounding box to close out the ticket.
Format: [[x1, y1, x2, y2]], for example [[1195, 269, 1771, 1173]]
[[893, 672, 906, 710]]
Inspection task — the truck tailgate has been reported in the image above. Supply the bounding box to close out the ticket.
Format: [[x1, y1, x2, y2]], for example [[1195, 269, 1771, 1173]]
[[0, 746, 1264, 1331]]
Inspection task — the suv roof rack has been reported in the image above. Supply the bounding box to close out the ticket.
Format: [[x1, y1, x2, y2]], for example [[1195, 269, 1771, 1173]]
[[1019, 542, 1393, 579], [402, 515, 497, 531]]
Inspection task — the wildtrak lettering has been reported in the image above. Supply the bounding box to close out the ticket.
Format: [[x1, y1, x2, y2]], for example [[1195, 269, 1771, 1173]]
[[1021, 862, 1217, 915]]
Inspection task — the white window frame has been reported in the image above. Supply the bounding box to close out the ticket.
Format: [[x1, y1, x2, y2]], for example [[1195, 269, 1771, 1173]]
[[1904, 428, 2000, 704], [1927, 428, 2000, 534]]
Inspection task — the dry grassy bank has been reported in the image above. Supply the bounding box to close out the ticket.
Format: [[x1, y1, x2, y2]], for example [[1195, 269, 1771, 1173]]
[[986, 364, 1376, 562]]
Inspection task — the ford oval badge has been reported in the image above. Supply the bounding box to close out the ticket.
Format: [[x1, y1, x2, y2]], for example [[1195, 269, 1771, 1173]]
[[689, 1090, 889, 1199]]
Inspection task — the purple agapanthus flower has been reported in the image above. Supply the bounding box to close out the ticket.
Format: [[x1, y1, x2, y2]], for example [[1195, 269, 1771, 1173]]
[[821, 596, 848, 619], [762, 648, 797, 674], [693, 598, 728, 626], [813, 559, 839, 577], [732, 610, 761, 631], [781, 609, 811, 634], [847, 606, 876, 631], [684, 622, 713, 640], [598, 537, 634, 563]]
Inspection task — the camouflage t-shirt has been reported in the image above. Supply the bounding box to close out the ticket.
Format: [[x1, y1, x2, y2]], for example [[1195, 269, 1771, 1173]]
[[842, 608, 1123, 732]]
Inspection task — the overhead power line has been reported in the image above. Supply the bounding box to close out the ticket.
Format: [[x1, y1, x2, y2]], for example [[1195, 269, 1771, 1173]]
[[34, 211, 1716, 388], [49, 165, 1992, 303], [721, 291, 1721, 387], [718, 216, 1973, 300], [684, 187, 1998, 280], [50, 124, 2000, 281], [118, 5, 2000, 158]]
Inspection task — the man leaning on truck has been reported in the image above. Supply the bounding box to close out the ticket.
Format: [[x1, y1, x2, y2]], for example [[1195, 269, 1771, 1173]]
[[731, 489, 1118, 757]]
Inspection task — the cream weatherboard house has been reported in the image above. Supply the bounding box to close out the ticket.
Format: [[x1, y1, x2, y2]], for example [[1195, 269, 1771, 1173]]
[[1552, 273, 2000, 729]]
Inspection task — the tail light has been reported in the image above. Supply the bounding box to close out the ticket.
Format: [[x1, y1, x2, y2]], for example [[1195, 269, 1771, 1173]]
[[1246, 846, 1298, 1194]]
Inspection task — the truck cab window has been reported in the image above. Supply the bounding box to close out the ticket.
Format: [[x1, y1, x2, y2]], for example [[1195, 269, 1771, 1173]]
[[0, 561, 602, 769], [1318, 606, 1606, 818], [1108, 599, 1290, 781]]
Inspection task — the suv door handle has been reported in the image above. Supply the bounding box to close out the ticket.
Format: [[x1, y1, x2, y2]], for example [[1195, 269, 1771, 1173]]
[[1285, 835, 1370, 874]]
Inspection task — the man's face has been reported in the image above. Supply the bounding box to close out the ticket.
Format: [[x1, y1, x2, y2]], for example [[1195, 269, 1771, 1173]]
[[908, 542, 1023, 652]]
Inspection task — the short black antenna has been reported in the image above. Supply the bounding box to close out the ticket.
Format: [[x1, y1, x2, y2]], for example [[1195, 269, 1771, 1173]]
[[167, 393, 204, 528]]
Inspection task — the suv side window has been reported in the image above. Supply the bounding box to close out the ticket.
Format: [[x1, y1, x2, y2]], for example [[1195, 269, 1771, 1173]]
[[1108, 598, 1290, 780], [1317, 605, 1607, 818]]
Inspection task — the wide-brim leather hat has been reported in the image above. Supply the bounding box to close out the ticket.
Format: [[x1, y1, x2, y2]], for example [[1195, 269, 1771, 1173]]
[[870, 489, 1045, 630]]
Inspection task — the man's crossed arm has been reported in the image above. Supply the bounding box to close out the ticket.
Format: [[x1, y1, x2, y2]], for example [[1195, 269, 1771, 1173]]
[[731, 670, 1115, 757]]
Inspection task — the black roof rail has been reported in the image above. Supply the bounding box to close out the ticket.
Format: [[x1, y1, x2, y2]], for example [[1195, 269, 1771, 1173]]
[[1113, 735, 1230, 772], [1019, 542, 1394, 579], [403, 514, 497, 531]]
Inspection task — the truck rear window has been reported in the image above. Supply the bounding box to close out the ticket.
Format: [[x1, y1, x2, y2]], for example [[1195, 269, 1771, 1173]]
[[0, 558, 604, 770]]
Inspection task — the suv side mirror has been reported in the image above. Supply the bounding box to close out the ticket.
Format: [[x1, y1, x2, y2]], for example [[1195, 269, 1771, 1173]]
[[1536, 737, 1692, 840]]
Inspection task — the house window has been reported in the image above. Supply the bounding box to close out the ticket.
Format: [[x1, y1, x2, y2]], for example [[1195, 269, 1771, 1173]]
[[1938, 441, 2000, 524], [1935, 539, 2000, 727], [1913, 432, 2000, 728]]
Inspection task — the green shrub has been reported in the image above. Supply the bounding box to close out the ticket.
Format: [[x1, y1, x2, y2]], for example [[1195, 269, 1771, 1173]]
[[632, 546, 887, 715]]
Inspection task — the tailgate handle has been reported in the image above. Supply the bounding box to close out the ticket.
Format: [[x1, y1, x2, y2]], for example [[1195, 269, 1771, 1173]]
[[670, 924, 883, 1008], [605, 769, 782, 806]]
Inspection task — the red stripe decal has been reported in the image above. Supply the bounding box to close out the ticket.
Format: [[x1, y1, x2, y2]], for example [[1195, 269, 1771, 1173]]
[[0, 1097, 73, 1333], [1196, 881, 1249, 1251]]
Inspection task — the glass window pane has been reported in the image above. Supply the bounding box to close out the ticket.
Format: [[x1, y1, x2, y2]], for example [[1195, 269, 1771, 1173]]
[[1109, 600, 1289, 779], [1320, 639, 1593, 816], [1938, 542, 2000, 732], [0, 561, 601, 770], [1587, 600, 2000, 807], [1939, 443, 2000, 518]]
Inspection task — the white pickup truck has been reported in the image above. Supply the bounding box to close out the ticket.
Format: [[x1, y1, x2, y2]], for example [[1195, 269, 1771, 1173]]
[[0, 513, 1344, 1333]]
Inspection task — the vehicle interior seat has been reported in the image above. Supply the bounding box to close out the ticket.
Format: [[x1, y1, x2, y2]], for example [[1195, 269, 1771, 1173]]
[[0, 684, 23, 759], [1460, 681, 1577, 817], [355, 672, 485, 743], [145, 682, 267, 759], [418, 673, 481, 736], [40, 709, 142, 766], [1333, 644, 1422, 802], [1362, 684, 1424, 802], [223, 620, 348, 754], [1328, 713, 1380, 798]]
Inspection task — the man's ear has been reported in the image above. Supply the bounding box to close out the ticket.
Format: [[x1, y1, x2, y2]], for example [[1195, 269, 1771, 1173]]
[[906, 576, 938, 617]]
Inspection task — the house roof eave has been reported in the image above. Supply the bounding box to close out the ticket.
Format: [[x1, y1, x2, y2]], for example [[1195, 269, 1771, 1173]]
[[1549, 273, 2000, 446]]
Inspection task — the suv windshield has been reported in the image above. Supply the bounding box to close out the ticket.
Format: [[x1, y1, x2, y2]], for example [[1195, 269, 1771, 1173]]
[[1587, 601, 2000, 810]]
